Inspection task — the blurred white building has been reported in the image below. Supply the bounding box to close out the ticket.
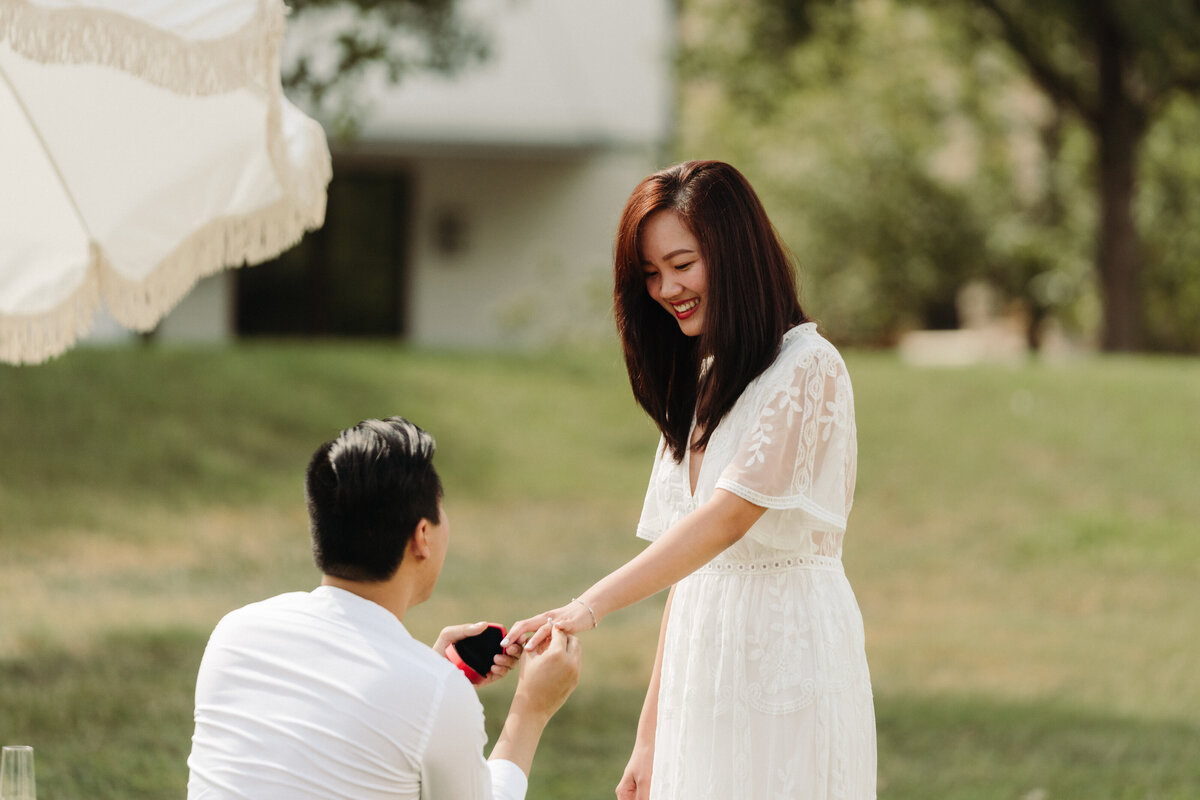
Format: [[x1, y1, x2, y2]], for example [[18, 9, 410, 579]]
[[148, 0, 673, 348]]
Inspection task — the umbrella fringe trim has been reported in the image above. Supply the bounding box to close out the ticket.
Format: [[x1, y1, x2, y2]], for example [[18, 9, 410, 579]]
[[1, 144, 330, 365], [0, 268, 101, 366], [98, 99, 332, 332], [100, 178, 330, 333], [0, 0, 333, 365], [0, 0, 286, 96]]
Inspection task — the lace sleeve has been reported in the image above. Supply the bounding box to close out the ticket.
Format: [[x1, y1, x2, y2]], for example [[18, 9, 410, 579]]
[[715, 344, 857, 535], [636, 436, 671, 542]]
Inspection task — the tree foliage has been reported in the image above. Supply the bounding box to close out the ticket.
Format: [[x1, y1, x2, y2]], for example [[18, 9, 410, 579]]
[[675, 0, 1200, 351], [1138, 96, 1200, 352], [678, 0, 1037, 342], [283, 0, 489, 138], [955, 0, 1200, 350]]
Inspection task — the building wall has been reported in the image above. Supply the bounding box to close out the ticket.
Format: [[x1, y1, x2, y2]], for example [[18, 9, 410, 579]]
[[83, 271, 230, 347], [156, 272, 231, 342], [406, 147, 659, 347], [148, 0, 672, 349], [151, 144, 663, 348]]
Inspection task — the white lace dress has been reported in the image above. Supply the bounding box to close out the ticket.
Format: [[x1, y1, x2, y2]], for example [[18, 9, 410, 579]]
[[637, 323, 876, 799]]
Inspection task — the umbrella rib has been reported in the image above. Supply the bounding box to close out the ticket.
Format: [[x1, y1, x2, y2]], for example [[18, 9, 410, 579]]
[[0, 60, 94, 243]]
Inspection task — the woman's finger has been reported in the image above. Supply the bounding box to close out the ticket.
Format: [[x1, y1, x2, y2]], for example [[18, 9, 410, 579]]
[[522, 620, 556, 653], [501, 616, 540, 648]]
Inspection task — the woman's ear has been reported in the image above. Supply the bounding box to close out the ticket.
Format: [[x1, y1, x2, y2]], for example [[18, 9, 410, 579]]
[[409, 518, 432, 561]]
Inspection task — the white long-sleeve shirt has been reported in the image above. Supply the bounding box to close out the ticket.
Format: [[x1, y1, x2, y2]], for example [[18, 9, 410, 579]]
[[187, 586, 526, 800]]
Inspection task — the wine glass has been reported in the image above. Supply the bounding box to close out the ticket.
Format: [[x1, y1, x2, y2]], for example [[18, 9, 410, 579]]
[[0, 746, 36, 800]]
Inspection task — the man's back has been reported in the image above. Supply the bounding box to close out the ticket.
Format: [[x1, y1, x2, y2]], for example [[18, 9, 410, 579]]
[[187, 586, 491, 800]]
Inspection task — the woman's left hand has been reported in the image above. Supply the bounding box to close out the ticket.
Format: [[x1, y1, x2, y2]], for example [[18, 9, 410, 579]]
[[504, 599, 595, 653]]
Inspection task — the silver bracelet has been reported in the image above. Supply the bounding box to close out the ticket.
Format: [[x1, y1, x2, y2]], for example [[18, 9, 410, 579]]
[[571, 597, 599, 629]]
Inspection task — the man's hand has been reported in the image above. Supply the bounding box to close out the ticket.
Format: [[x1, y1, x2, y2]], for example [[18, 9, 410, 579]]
[[433, 621, 523, 688], [511, 624, 581, 720]]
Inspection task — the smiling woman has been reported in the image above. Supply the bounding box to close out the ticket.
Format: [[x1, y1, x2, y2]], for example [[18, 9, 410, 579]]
[[506, 160, 877, 800], [611, 161, 810, 462]]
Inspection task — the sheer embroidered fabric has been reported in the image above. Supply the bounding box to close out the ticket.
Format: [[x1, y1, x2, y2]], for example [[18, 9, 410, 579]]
[[636, 323, 876, 799]]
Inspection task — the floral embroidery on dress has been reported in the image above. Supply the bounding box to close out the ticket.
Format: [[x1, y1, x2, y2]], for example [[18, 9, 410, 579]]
[[745, 574, 817, 713], [743, 405, 775, 467]]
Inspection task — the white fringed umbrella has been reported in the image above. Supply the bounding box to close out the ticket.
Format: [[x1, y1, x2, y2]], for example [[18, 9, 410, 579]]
[[0, 0, 332, 364]]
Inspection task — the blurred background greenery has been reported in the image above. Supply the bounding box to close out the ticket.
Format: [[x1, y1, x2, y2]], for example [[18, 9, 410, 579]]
[[672, 0, 1200, 354]]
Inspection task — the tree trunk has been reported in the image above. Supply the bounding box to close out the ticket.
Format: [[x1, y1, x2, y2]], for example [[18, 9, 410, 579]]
[[1093, 8, 1145, 352]]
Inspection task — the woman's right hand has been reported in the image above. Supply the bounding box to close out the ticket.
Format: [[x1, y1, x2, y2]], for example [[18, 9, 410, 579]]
[[504, 598, 595, 653], [615, 743, 654, 800]]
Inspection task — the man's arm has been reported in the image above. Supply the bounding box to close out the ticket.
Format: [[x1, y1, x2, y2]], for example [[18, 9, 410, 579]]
[[422, 625, 580, 800], [488, 625, 581, 775], [421, 674, 500, 799]]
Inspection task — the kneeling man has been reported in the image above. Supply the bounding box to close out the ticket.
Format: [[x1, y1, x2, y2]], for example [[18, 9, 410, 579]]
[[187, 417, 579, 799]]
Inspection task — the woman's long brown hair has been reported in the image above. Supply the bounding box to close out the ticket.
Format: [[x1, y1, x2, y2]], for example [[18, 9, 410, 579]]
[[614, 161, 808, 463]]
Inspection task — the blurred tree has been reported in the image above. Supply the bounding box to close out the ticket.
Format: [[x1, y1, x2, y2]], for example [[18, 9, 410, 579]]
[[956, 0, 1200, 351], [677, 0, 1200, 352], [946, 16, 1098, 351], [283, 0, 489, 138], [1137, 96, 1200, 352], [677, 0, 1012, 343]]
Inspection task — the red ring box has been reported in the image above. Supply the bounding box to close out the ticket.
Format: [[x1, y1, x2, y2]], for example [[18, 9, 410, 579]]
[[444, 623, 508, 684]]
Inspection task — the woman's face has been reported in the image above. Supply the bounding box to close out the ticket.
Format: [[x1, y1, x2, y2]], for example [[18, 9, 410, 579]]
[[640, 210, 708, 337]]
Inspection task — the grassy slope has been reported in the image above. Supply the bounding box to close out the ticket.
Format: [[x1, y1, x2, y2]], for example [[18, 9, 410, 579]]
[[1, 343, 1197, 799]]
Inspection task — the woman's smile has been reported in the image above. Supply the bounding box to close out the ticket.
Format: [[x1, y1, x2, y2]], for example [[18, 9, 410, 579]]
[[670, 297, 700, 319]]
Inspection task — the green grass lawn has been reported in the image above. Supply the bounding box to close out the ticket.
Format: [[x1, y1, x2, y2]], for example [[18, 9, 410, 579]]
[[1, 342, 1198, 799]]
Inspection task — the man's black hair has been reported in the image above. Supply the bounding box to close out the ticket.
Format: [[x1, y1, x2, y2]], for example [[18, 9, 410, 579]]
[[305, 417, 443, 582]]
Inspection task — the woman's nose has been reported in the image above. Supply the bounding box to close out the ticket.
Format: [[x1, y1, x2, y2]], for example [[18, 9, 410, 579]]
[[659, 270, 681, 298]]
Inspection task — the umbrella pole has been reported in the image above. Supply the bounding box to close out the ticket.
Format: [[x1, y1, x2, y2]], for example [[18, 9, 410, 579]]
[[0, 60, 94, 243]]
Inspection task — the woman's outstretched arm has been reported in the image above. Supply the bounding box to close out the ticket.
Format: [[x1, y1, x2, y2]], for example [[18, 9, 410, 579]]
[[505, 488, 764, 649]]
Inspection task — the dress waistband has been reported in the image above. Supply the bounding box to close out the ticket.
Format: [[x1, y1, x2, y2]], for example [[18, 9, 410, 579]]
[[695, 553, 844, 576]]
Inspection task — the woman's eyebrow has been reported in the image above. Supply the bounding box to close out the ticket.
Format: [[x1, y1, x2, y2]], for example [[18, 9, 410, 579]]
[[642, 248, 697, 265]]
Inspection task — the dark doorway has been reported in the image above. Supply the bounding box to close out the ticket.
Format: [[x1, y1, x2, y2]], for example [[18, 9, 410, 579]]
[[236, 168, 413, 336]]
